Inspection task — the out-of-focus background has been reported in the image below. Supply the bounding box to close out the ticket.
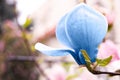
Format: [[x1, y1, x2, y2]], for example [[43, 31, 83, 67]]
[[0, 0, 120, 80]]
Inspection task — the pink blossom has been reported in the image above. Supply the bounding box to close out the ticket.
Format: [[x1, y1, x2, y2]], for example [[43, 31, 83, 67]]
[[106, 60, 120, 72], [4, 20, 21, 37], [74, 68, 98, 80], [97, 40, 120, 62], [45, 64, 67, 80], [0, 41, 5, 52], [105, 12, 115, 25]]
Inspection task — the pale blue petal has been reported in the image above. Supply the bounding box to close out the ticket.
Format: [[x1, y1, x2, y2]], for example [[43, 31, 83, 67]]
[[65, 3, 108, 61], [35, 43, 74, 56], [56, 14, 75, 49]]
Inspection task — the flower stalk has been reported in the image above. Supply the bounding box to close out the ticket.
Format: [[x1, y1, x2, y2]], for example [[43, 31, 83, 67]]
[[81, 50, 120, 76]]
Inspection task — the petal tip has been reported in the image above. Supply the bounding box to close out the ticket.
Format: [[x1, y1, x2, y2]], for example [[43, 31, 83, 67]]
[[34, 43, 41, 51]]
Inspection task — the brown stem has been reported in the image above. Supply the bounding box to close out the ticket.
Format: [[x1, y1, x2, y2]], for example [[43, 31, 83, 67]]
[[90, 69, 120, 76], [7, 56, 37, 61], [7, 55, 50, 80], [81, 49, 120, 76], [35, 62, 50, 80], [86, 65, 120, 76]]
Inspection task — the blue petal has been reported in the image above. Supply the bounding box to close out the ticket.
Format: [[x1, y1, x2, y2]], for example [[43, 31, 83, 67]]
[[56, 14, 75, 49], [35, 43, 74, 56], [65, 3, 108, 61], [35, 43, 83, 65]]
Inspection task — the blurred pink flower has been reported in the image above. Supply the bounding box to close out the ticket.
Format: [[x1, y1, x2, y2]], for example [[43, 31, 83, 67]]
[[94, 6, 115, 25], [106, 60, 120, 72], [0, 41, 5, 52], [45, 64, 67, 80], [97, 40, 120, 62], [74, 68, 98, 80], [4, 20, 21, 37], [105, 12, 115, 25]]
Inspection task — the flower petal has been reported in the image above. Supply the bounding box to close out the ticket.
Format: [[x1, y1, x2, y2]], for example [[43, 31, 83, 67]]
[[56, 14, 75, 49], [65, 3, 108, 59], [35, 43, 74, 56]]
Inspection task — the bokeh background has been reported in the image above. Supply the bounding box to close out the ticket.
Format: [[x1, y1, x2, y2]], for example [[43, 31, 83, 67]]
[[0, 0, 120, 80]]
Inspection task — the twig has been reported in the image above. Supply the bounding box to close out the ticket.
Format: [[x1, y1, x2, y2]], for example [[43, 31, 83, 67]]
[[6, 55, 50, 80], [7, 55, 74, 64], [15, 18, 32, 55], [87, 67, 120, 76], [81, 49, 120, 76], [7, 56, 38, 61], [85, 59, 120, 76], [35, 62, 50, 80]]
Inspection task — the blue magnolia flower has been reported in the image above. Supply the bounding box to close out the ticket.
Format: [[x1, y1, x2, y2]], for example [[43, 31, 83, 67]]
[[35, 3, 108, 65]]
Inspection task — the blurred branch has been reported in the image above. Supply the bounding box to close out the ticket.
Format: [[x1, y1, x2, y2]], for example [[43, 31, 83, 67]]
[[15, 18, 32, 55], [35, 62, 50, 80], [7, 56, 38, 61], [7, 55, 73, 63], [37, 25, 56, 42], [7, 56, 50, 80]]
